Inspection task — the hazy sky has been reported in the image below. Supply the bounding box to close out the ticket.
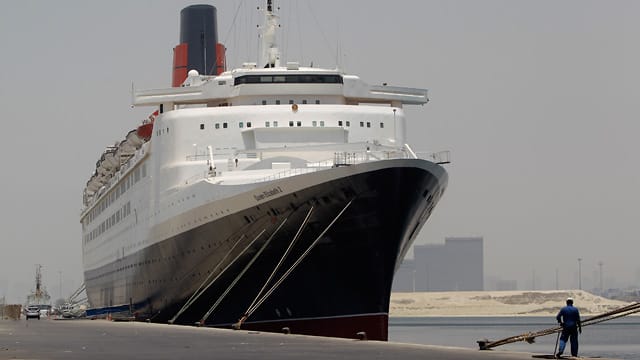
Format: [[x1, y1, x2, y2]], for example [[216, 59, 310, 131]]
[[1, 0, 639, 304]]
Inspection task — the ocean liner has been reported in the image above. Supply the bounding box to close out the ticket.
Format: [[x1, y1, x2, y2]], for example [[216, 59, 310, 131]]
[[81, 1, 448, 341]]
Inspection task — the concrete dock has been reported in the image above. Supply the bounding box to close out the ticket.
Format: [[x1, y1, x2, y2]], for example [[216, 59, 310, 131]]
[[0, 318, 615, 360]]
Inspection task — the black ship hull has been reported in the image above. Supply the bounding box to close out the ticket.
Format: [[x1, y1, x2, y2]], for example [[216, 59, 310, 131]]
[[84, 159, 447, 340]]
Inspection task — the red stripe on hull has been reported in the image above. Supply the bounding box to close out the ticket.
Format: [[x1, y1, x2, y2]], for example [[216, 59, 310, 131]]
[[239, 313, 388, 341]]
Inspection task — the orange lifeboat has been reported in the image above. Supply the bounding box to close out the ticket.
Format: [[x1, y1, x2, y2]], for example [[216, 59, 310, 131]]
[[136, 110, 158, 141], [137, 122, 153, 141]]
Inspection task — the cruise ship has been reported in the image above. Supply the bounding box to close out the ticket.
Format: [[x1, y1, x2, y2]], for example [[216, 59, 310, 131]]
[[81, 1, 448, 341]]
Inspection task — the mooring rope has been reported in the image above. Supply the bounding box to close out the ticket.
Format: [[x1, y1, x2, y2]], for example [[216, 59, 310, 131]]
[[241, 199, 354, 321], [478, 302, 640, 350]]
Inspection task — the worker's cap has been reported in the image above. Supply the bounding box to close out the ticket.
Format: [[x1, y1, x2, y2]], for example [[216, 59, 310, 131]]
[[566, 297, 574, 303]]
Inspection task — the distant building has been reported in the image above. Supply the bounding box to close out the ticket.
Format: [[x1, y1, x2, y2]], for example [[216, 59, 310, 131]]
[[413, 237, 484, 291], [391, 259, 415, 292]]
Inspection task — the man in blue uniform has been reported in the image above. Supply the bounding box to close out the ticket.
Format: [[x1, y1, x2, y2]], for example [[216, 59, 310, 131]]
[[556, 297, 582, 358]]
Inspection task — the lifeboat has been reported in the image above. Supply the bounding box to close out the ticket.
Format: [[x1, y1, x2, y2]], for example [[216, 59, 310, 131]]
[[102, 147, 120, 170], [125, 129, 144, 148], [137, 122, 153, 141]]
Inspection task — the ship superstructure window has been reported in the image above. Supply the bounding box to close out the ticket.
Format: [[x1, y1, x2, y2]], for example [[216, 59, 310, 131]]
[[273, 121, 278, 127], [312, 121, 317, 127], [265, 121, 270, 127], [380, 122, 384, 128], [223, 122, 228, 129], [346, 121, 351, 127], [276, 100, 281, 105], [302, 100, 307, 104], [215, 123, 220, 129], [320, 121, 325, 127], [200, 124, 204, 130], [367, 122, 371, 128], [247, 122, 252, 128], [296, 121, 301, 127], [289, 121, 294, 127], [289, 100, 294, 104], [239, 122, 244, 128], [315, 100, 320, 104], [360, 121, 364, 127], [86, 162, 148, 226], [85, 201, 132, 244], [234, 74, 343, 85], [262, 100, 267, 105], [339, 121, 343, 126]]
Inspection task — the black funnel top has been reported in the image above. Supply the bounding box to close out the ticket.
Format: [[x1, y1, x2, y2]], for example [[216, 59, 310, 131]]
[[180, 4, 219, 75]]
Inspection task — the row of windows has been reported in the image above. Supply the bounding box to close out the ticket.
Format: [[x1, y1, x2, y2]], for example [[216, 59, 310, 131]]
[[199, 120, 385, 130], [87, 163, 146, 225], [234, 74, 343, 85], [84, 202, 132, 245], [261, 99, 320, 105]]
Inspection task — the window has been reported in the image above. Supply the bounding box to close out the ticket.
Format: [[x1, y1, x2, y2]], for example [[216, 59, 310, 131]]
[[289, 100, 294, 104], [380, 122, 384, 128], [302, 100, 307, 104], [247, 122, 252, 128], [320, 121, 325, 127], [360, 121, 364, 127], [239, 122, 244, 128], [338, 120, 343, 126], [296, 121, 301, 127], [315, 100, 320, 104], [346, 121, 351, 127], [366, 122, 371, 128], [265, 121, 270, 128], [289, 121, 294, 127], [312, 121, 317, 127], [200, 124, 204, 130], [223, 123, 228, 129], [215, 123, 220, 129], [234, 74, 343, 85], [275, 100, 281, 105], [273, 121, 278, 127], [261, 100, 267, 105]]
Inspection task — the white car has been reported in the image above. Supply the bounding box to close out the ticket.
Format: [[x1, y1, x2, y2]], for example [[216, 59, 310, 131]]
[[25, 305, 40, 320]]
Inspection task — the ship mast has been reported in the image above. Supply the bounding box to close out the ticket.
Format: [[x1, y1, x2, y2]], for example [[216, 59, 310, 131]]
[[261, 0, 281, 68], [35, 264, 43, 298]]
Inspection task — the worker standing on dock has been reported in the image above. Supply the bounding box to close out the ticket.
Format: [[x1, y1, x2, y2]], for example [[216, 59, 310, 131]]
[[555, 297, 582, 358]]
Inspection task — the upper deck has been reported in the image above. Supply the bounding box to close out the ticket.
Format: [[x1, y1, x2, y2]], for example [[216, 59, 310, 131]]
[[133, 65, 428, 108]]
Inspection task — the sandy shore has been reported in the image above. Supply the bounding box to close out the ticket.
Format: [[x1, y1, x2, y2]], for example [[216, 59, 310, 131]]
[[389, 290, 631, 317]]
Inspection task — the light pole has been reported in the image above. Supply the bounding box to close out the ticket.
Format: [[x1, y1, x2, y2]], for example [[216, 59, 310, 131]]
[[577, 258, 582, 290]]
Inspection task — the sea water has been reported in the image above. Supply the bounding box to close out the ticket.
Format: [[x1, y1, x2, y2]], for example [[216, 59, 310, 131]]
[[389, 316, 640, 359]]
